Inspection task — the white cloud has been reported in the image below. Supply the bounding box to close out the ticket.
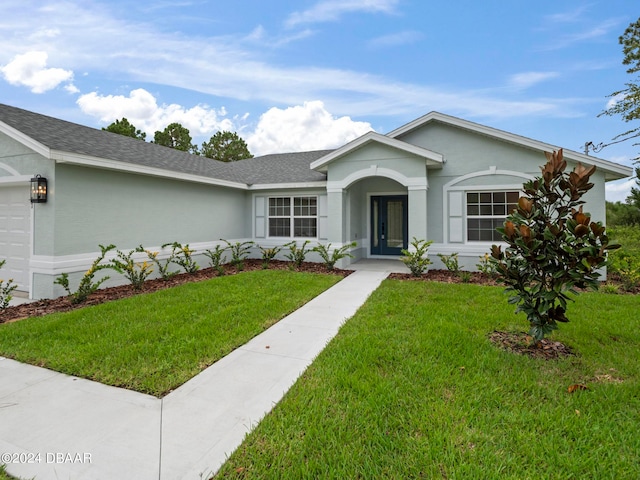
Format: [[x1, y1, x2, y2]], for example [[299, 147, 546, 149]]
[[509, 71, 559, 90], [77, 88, 236, 138], [286, 0, 399, 27], [545, 6, 590, 24], [605, 177, 635, 203], [369, 31, 423, 48], [0, 1, 587, 123], [0, 51, 73, 93], [538, 19, 621, 51], [605, 92, 626, 110], [247, 101, 372, 155]]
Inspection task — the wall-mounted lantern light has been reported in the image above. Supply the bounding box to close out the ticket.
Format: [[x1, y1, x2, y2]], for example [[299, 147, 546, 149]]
[[30, 174, 48, 203]]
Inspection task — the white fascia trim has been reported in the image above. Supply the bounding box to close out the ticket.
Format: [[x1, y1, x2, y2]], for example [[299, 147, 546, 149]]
[[50, 150, 249, 190], [248, 181, 327, 190], [0, 175, 31, 186], [310, 131, 443, 172], [387, 111, 633, 180], [0, 121, 51, 158], [443, 167, 535, 189]]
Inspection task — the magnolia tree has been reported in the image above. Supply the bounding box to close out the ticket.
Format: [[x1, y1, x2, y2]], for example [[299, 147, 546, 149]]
[[490, 149, 619, 343]]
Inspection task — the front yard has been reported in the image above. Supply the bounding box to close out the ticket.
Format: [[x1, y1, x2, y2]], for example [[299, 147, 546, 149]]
[[215, 280, 640, 479], [1, 267, 638, 478], [0, 270, 340, 397]]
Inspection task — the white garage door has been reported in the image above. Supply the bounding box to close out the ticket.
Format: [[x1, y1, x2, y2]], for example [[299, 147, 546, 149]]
[[0, 185, 31, 292]]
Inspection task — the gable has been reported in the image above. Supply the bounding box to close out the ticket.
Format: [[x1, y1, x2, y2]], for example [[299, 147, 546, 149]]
[[389, 112, 632, 181]]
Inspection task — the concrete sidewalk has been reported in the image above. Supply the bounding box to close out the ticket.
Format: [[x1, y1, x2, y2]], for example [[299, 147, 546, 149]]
[[0, 269, 389, 480]]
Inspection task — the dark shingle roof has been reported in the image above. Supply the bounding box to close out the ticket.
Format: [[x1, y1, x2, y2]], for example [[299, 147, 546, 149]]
[[225, 151, 331, 185], [0, 103, 329, 186]]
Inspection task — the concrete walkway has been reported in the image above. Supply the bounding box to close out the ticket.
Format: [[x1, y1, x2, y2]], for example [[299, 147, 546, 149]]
[[0, 266, 393, 480]]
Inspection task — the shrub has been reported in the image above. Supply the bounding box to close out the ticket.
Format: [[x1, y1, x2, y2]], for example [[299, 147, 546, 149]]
[[285, 240, 311, 269], [607, 226, 640, 291], [109, 246, 154, 290], [0, 259, 18, 309], [476, 253, 498, 277], [222, 240, 254, 270], [312, 242, 356, 270], [608, 250, 640, 291], [258, 245, 283, 269], [490, 149, 619, 342], [54, 244, 116, 304], [163, 242, 199, 274], [204, 245, 228, 275], [400, 238, 433, 276], [437, 252, 460, 273], [600, 283, 621, 294], [145, 248, 179, 281], [459, 271, 472, 283]]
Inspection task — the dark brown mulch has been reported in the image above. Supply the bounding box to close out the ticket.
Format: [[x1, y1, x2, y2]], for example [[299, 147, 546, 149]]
[[488, 330, 575, 360], [0, 260, 352, 324], [388, 269, 500, 285]]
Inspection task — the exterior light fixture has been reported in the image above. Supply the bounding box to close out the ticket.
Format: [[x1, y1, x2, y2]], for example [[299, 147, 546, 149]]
[[30, 174, 48, 203]]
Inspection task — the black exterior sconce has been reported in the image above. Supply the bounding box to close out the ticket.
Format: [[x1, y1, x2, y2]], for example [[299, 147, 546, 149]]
[[30, 174, 48, 203]]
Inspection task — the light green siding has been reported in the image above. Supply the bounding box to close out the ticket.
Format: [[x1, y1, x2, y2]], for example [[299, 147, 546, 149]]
[[53, 164, 246, 255]]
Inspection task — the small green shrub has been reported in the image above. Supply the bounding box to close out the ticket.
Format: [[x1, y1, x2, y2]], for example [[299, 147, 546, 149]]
[[400, 238, 433, 276], [0, 259, 18, 309], [600, 283, 621, 294], [608, 250, 640, 291], [54, 244, 116, 304], [145, 248, 179, 281], [223, 240, 254, 270], [476, 253, 498, 277], [285, 240, 311, 269], [437, 252, 460, 273], [459, 271, 472, 283], [204, 245, 228, 275], [312, 242, 356, 270], [258, 245, 283, 269], [163, 242, 199, 274], [109, 246, 154, 290]]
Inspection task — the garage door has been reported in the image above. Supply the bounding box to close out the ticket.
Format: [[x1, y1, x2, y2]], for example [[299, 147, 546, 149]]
[[0, 185, 30, 292]]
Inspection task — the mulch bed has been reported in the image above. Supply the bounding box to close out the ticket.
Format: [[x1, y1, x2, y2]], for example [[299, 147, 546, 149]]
[[0, 260, 351, 324], [488, 330, 575, 360], [388, 269, 499, 285]]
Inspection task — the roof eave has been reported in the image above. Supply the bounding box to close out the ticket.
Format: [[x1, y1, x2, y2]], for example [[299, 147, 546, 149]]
[[51, 150, 249, 189], [248, 181, 327, 190], [310, 131, 443, 172], [0, 120, 51, 158], [388, 112, 633, 180]]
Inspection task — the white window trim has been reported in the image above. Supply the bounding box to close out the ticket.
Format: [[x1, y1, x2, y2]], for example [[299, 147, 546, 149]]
[[465, 190, 520, 243], [267, 195, 319, 239], [442, 167, 534, 248]]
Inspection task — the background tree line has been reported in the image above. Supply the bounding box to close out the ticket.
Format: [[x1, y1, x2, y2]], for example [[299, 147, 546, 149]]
[[102, 118, 253, 162], [602, 17, 640, 226]]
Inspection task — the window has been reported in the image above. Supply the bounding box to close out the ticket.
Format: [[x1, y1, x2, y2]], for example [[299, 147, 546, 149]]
[[269, 196, 317, 238], [466, 191, 519, 241]]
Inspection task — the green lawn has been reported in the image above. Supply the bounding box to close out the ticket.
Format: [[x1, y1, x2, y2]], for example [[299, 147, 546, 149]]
[[215, 280, 640, 479], [0, 270, 340, 397]]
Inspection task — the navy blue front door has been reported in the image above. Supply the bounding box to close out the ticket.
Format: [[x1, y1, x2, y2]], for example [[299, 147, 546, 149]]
[[371, 195, 408, 255]]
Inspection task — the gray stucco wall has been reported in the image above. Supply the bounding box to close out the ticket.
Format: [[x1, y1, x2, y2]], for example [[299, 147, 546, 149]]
[[52, 164, 246, 255]]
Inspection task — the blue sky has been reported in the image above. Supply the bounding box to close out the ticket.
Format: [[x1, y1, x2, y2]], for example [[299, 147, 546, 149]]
[[0, 0, 637, 201]]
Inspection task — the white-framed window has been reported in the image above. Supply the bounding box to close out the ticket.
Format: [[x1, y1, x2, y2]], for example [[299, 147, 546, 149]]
[[466, 191, 519, 241], [268, 196, 318, 238]]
